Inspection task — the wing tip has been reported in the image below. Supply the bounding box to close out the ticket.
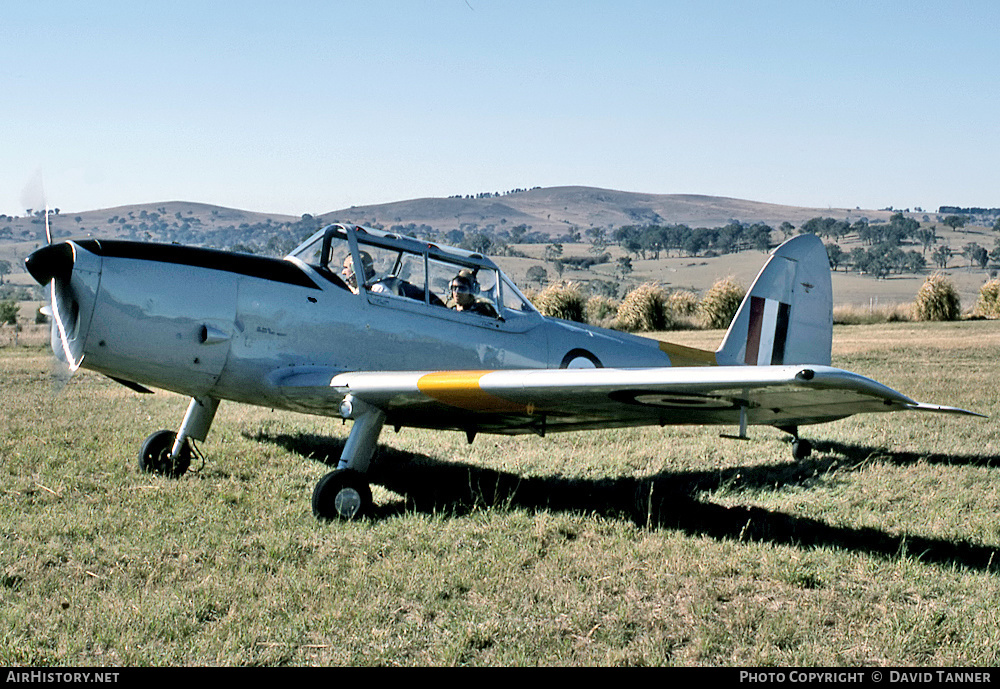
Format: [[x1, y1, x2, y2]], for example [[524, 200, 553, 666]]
[[906, 402, 987, 418]]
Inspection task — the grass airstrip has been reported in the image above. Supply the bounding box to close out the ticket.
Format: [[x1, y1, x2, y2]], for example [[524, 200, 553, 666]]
[[1, 321, 999, 666]]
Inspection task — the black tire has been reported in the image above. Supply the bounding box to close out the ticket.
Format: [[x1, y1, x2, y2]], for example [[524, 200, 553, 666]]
[[139, 430, 191, 478], [792, 438, 812, 460], [312, 469, 372, 521]]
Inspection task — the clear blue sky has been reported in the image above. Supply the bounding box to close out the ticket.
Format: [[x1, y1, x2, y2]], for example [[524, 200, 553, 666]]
[[3, 0, 998, 217]]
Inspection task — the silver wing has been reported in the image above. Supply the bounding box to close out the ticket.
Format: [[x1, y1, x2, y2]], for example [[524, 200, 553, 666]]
[[274, 365, 982, 436]]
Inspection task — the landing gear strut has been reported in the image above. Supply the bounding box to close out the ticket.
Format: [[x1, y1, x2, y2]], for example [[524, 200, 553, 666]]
[[138, 396, 218, 478], [312, 395, 385, 521]]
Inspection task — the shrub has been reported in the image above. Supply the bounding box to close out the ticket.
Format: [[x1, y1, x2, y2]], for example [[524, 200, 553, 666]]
[[699, 277, 745, 329], [615, 283, 673, 332], [585, 294, 618, 326], [667, 290, 699, 318], [974, 279, 1000, 318], [914, 273, 961, 321], [0, 299, 18, 325], [533, 282, 586, 322]]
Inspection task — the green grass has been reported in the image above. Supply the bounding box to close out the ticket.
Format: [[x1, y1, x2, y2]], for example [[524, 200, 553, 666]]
[[1, 322, 999, 666]]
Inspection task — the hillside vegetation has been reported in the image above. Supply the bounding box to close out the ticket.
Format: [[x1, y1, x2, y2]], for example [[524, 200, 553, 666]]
[[2, 187, 999, 312]]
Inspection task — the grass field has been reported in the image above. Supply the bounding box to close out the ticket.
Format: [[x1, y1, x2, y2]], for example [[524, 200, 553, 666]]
[[1, 321, 999, 666]]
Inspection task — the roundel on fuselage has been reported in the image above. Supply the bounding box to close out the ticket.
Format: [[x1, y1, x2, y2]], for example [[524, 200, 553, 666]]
[[560, 348, 602, 369]]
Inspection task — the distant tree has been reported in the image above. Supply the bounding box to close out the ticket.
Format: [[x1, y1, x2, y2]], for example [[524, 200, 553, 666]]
[[916, 227, 937, 254], [585, 227, 607, 254], [0, 259, 10, 285], [943, 215, 966, 233], [682, 232, 708, 257], [990, 243, 1000, 267], [461, 232, 493, 254], [849, 247, 868, 272], [0, 299, 18, 325], [963, 243, 989, 270], [932, 244, 952, 269], [825, 244, 844, 271], [748, 223, 773, 252], [902, 250, 926, 274], [509, 224, 529, 243], [616, 256, 633, 280], [779, 221, 795, 239], [526, 265, 548, 287], [851, 218, 869, 242]]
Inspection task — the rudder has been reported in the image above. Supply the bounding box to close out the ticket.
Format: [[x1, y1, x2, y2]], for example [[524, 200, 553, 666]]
[[716, 234, 832, 366]]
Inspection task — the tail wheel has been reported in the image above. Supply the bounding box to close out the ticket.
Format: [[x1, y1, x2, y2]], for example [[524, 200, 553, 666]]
[[312, 469, 372, 521], [792, 438, 812, 460], [139, 430, 191, 478]]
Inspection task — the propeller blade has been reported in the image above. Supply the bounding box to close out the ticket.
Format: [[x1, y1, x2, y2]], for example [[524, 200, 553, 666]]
[[20, 170, 50, 243], [49, 348, 73, 394]]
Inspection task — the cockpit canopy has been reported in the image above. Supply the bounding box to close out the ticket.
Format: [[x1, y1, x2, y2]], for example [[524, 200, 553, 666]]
[[287, 224, 538, 319]]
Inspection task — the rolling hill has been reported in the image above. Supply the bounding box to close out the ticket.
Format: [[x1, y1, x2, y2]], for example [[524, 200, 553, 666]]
[[1, 187, 994, 309], [319, 185, 898, 236]]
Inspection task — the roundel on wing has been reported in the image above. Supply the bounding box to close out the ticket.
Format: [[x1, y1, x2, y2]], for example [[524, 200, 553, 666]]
[[560, 348, 602, 369], [609, 390, 741, 410]]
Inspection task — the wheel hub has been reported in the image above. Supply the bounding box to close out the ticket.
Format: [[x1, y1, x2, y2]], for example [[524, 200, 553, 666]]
[[334, 487, 363, 519]]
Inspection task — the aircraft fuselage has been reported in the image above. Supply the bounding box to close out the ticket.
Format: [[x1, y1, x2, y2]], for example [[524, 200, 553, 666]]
[[28, 232, 673, 418]]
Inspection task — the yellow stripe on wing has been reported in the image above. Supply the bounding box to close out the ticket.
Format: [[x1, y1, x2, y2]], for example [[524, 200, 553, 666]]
[[416, 371, 527, 412]]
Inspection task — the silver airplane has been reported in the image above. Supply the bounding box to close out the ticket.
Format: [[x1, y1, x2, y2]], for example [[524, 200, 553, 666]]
[[24, 223, 980, 521]]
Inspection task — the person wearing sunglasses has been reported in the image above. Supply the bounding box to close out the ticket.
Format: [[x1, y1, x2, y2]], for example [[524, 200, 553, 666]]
[[447, 270, 498, 318]]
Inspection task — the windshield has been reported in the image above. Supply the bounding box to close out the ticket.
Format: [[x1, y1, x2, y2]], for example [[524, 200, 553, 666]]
[[288, 224, 539, 317]]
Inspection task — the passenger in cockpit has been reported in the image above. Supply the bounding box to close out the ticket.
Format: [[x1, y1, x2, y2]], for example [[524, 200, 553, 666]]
[[341, 251, 373, 294], [447, 270, 498, 318]]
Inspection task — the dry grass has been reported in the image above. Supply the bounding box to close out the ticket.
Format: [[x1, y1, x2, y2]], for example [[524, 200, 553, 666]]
[[614, 283, 671, 332], [974, 279, 1000, 318], [698, 277, 745, 330], [914, 274, 962, 322], [2, 321, 999, 666], [532, 282, 587, 322], [833, 302, 914, 325]]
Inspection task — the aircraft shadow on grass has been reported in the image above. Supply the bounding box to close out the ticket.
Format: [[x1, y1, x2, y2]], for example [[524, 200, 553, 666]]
[[249, 430, 1000, 574]]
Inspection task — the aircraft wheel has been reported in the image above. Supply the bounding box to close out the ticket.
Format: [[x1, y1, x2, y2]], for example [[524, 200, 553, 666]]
[[139, 430, 191, 478], [792, 438, 812, 460], [312, 469, 372, 521]]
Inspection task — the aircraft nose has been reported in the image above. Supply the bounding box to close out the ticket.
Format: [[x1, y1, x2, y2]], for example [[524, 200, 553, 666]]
[[25, 242, 75, 285], [26, 240, 103, 373]]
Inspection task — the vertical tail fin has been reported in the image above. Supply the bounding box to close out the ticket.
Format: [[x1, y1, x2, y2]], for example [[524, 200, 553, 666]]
[[716, 234, 832, 366]]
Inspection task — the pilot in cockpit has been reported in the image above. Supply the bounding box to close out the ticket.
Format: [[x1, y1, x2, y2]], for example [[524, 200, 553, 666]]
[[341, 251, 373, 293], [447, 270, 498, 318]]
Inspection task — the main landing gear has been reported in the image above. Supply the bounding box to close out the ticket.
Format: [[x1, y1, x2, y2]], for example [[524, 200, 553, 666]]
[[139, 429, 191, 478], [136, 392, 385, 522], [138, 396, 219, 479], [311, 395, 385, 521]]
